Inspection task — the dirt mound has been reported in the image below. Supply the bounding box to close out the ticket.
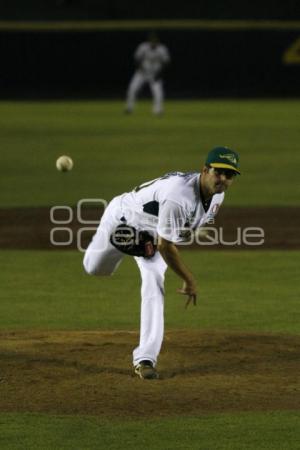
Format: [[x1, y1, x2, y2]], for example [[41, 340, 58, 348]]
[[0, 330, 299, 417]]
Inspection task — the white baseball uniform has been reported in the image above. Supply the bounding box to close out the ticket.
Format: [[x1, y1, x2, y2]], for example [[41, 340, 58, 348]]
[[83, 172, 224, 366], [125, 41, 170, 114]]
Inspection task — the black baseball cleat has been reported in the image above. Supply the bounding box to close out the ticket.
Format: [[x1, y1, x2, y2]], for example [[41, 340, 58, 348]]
[[134, 360, 159, 379]]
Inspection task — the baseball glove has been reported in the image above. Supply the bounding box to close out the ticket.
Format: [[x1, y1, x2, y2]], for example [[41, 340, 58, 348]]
[[110, 224, 156, 258]]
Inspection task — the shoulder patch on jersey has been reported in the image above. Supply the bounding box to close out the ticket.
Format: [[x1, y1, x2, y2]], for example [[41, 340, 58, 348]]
[[206, 203, 221, 224]]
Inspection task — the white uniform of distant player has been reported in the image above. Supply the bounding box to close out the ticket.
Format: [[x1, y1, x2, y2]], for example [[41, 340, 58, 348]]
[[83, 172, 224, 368], [125, 37, 170, 114]]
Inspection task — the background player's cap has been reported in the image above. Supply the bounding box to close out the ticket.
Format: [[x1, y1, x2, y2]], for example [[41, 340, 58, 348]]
[[205, 146, 241, 174]]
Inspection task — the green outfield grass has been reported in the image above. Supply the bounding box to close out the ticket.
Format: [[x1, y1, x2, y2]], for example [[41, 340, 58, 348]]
[[0, 250, 299, 333], [0, 99, 299, 207], [1, 411, 299, 450]]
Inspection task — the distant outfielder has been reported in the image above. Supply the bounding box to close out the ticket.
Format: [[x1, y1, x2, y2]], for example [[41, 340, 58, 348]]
[[125, 32, 170, 115], [83, 147, 240, 379]]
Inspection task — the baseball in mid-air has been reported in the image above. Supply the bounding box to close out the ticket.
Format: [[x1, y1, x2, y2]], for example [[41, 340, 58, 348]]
[[56, 155, 74, 172]]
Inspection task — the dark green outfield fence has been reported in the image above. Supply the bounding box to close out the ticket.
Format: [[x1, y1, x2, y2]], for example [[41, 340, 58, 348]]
[[0, 20, 300, 97]]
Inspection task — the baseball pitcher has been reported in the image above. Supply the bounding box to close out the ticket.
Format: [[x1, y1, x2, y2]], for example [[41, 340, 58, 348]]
[[83, 147, 240, 379]]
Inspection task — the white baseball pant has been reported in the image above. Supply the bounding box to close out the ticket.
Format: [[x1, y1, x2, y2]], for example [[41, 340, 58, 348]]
[[126, 71, 164, 114], [83, 195, 168, 367]]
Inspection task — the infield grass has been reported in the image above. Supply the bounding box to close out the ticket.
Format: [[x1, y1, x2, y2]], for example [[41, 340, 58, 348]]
[[0, 99, 299, 207], [0, 250, 299, 334], [1, 411, 299, 450]]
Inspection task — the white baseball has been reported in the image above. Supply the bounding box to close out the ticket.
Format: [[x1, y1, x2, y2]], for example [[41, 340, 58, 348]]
[[56, 155, 74, 172]]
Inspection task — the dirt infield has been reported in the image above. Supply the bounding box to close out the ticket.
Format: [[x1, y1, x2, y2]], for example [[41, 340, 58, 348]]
[[0, 330, 299, 417], [0, 206, 300, 249]]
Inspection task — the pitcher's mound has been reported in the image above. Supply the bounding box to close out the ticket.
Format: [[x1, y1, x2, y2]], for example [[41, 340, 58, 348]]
[[0, 330, 299, 417]]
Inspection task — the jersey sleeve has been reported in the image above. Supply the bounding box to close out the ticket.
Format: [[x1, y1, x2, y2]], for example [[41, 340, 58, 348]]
[[157, 200, 188, 243], [134, 43, 146, 61], [161, 46, 171, 64]]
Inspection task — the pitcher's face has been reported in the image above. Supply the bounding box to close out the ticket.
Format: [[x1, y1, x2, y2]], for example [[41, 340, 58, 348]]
[[201, 166, 236, 195]]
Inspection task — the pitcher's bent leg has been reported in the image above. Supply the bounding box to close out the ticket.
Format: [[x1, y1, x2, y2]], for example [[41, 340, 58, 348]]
[[133, 252, 168, 366], [83, 197, 124, 276], [83, 225, 123, 276]]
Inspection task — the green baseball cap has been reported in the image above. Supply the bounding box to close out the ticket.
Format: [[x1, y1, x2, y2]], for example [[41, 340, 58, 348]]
[[205, 146, 240, 174]]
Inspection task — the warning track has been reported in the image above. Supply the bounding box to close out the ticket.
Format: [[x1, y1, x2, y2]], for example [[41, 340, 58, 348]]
[[0, 206, 299, 250]]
